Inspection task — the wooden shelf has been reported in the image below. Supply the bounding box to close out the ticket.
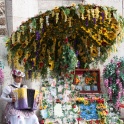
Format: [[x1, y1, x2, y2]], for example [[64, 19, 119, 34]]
[[74, 69, 101, 93]]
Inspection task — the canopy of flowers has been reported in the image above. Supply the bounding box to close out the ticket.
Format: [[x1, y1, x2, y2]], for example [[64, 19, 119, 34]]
[[103, 56, 124, 108], [6, 3, 124, 78]]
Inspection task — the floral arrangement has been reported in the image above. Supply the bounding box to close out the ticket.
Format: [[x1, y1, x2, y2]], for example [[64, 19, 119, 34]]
[[5, 4, 124, 79], [0, 69, 4, 85], [76, 97, 107, 122], [75, 75, 81, 85], [84, 72, 98, 85], [103, 56, 124, 108]]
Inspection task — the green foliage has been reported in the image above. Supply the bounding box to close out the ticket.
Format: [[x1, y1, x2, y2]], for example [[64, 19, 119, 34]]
[[103, 56, 124, 105], [54, 43, 77, 75]]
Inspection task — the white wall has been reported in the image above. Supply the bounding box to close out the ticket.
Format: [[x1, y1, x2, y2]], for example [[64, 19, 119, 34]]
[[38, 0, 82, 13], [5, 0, 38, 35], [85, 0, 123, 15]]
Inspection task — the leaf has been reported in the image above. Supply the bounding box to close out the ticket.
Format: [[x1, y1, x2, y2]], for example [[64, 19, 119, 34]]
[[78, 4, 85, 13], [62, 8, 70, 16], [3, 36, 9, 42]]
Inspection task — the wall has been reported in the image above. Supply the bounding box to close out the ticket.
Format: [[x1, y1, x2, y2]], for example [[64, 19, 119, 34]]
[[38, 0, 82, 13]]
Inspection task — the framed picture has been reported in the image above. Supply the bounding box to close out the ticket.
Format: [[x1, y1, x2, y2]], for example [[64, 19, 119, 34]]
[[73, 69, 101, 93]]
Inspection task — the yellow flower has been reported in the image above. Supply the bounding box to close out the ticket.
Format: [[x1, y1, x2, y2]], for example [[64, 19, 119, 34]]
[[76, 97, 80, 101], [90, 46, 98, 57], [81, 26, 86, 31], [111, 24, 118, 30], [17, 49, 23, 58], [49, 61, 54, 70], [39, 105, 47, 110], [97, 103, 106, 109], [80, 97, 84, 102], [6, 39, 11, 46], [71, 3, 76, 7], [92, 34, 98, 40], [95, 40, 101, 46], [86, 29, 90, 33], [107, 32, 116, 40], [84, 100, 89, 105], [44, 105, 47, 109], [101, 28, 107, 34], [54, 6, 59, 9], [78, 98, 82, 102], [102, 110, 107, 116]]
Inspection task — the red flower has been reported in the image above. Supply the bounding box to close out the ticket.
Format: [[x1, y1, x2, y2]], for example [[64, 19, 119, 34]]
[[23, 58, 27, 63], [64, 37, 68, 43], [105, 110, 108, 114], [39, 62, 44, 68], [101, 41, 107, 46], [95, 120, 100, 124], [119, 104, 124, 108], [72, 104, 76, 108], [97, 98, 104, 104], [77, 117, 82, 121], [117, 62, 121, 68], [65, 74, 69, 78]]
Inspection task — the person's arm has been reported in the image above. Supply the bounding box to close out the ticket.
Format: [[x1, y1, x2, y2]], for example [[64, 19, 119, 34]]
[[1, 86, 13, 102]]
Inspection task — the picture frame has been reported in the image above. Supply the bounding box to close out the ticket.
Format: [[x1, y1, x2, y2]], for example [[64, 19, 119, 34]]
[[73, 69, 101, 93]]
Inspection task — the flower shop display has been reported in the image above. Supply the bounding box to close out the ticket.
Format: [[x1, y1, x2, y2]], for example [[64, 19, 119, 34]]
[[38, 74, 80, 123], [5, 4, 124, 79], [76, 97, 108, 123], [103, 56, 124, 108]]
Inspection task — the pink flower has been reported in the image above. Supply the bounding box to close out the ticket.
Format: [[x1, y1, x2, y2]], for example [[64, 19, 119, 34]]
[[116, 69, 120, 75], [116, 79, 120, 84], [104, 79, 109, 87]]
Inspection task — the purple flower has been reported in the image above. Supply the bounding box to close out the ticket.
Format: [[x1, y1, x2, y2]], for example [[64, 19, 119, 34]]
[[85, 18, 88, 26], [76, 51, 79, 57], [93, 18, 96, 24], [101, 12, 105, 22], [77, 61, 80, 68], [36, 31, 40, 40]]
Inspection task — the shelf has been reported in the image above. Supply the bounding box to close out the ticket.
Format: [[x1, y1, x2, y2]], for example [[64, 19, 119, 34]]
[[73, 69, 101, 93]]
